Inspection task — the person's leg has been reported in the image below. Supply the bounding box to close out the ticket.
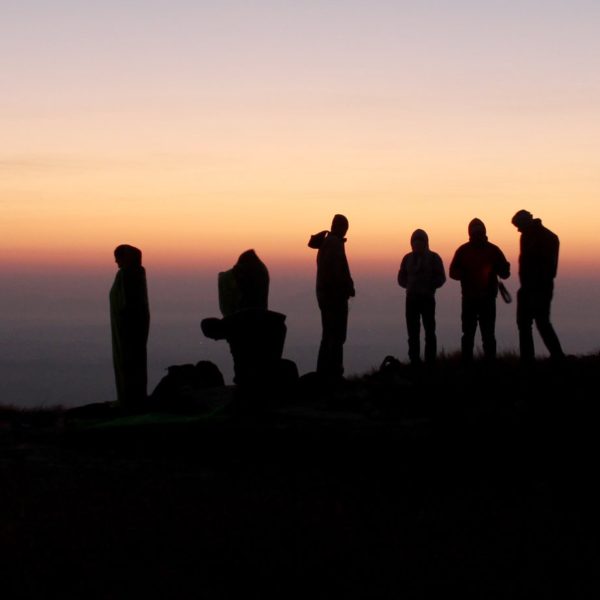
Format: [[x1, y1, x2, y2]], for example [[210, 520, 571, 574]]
[[330, 300, 348, 376], [516, 288, 535, 362], [533, 287, 565, 359], [405, 294, 422, 364], [461, 297, 477, 362], [317, 305, 332, 374], [421, 296, 437, 363], [479, 297, 497, 360], [122, 341, 147, 408], [317, 299, 348, 377]]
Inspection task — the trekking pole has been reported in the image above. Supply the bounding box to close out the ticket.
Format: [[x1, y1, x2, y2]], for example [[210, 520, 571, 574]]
[[498, 280, 512, 304]]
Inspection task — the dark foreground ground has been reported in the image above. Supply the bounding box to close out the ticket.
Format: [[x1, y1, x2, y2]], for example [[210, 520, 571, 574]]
[[1, 355, 600, 598]]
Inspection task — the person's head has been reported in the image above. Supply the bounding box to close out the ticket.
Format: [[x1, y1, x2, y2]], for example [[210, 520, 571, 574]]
[[468, 218, 487, 241], [235, 249, 262, 269], [511, 209, 534, 232], [410, 229, 429, 254], [331, 214, 349, 237], [114, 244, 142, 268]]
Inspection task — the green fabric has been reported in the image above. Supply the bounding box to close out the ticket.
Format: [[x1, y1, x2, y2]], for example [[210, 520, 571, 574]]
[[110, 267, 150, 405], [218, 269, 241, 317]]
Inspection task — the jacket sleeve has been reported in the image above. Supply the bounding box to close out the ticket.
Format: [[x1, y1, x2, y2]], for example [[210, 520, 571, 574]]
[[432, 253, 446, 289], [398, 256, 408, 288], [449, 248, 462, 281], [343, 252, 355, 297], [494, 248, 510, 280], [547, 233, 559, 279]]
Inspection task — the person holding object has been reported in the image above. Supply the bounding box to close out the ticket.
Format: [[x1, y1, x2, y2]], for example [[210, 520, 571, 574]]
[[511, 210, 565, 362], [398, 229, 446, 364], [449, 219, 510, 362], [308, 214, 355, 378]]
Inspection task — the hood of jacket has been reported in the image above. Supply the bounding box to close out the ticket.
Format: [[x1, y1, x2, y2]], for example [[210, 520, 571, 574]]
[[468, 218, 488, 245], [410, 229, 430, 252]]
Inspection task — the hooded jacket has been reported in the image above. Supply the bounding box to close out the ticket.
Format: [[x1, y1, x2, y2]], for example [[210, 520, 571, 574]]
[[398, 229, 446, 296], [232, 249, 270, 311], [309, 231, 355, 302], [449, 219, 510, 299]]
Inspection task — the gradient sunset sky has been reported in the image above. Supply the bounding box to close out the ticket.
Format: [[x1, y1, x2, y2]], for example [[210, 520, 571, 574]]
[[2, 1, 599, 276]]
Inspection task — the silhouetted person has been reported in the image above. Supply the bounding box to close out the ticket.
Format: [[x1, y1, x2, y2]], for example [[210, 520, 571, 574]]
[[233, 249, 269, 311], [449, 219, 510, 361], [110, 245, 150, 408], [308, 214, 355, 378], [511, 210, 565, 362], [202, 310, 287, 387], [204, 250, 288, 387], [219, 249, 269, 316], [398, 229, 446, 364]]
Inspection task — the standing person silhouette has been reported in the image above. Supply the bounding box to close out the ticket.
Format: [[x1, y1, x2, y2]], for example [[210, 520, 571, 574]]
[[511, 210, 565, 362], [308, 214, 355, 379], [398, 229, 446, 364], [449, 219, 510, 362], [110, 245, 150, 409]]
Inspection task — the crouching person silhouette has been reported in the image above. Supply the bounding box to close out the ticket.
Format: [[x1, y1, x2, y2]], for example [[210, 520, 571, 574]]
[[110, 244, 150, 409], [201, 250, 293, 392], [398, 229, 446, 364], [308, 214, 355, 380]]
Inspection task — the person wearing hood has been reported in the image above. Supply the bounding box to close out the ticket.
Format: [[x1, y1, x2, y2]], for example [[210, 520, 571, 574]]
[[233, 249, 269, 311], [308, 214, 355, 378], [110, 244, 150, 408], [205, 248, 287, 388], [218, 249, 270, 317], [398, 229, 446, 364], [449, 219, 510, 361], [511, 210, 564, 362]]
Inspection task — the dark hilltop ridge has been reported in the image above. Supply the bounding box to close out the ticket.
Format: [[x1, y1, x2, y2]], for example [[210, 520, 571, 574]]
[[2, 354, 600, 598]]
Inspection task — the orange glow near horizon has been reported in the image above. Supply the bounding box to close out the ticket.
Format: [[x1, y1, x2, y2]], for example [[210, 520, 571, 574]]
[[2, 158, 598, 279], [3, 215, 599, 281]]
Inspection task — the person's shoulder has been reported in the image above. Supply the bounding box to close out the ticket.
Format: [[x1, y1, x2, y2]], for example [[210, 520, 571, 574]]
[[323, 234, 344, 249], [542, 224, 559, 241], [487, 242, 508, 257], [485, 240, 501, 251]]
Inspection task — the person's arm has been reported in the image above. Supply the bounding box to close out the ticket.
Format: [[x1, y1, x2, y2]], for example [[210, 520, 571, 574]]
[[432, 253, 446, 289], [549, 234, 559, 279], [398, 255, 408, 288], [449, 248, 462, 281], [495, 248, 510, 280], [343, 251, 355, 297], [329, 238, 355, 298]]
